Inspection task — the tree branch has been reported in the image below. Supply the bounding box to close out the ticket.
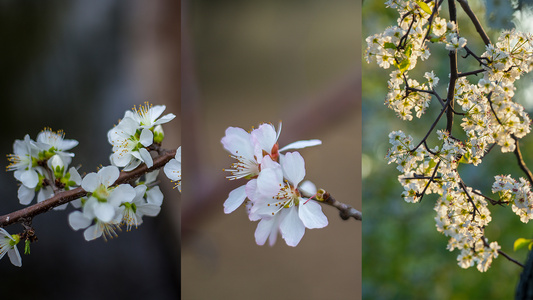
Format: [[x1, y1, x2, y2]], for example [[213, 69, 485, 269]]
[[0, 149, 177, 228], [313, 191, 362, 221]]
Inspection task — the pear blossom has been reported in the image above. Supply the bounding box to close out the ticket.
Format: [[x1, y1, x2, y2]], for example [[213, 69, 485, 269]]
[[164, 147, 181, 192], [0, 228, 22, 267], [247, 152, 328, 246], [118, 185, 161, 231]]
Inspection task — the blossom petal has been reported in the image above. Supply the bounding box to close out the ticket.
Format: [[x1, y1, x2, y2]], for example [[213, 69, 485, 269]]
[[146, 186, 164, 206], [68, 167, 82, 185], [280, 207, 305, 246], [109, 184, 136, 206], [20, 169, 39, 188], [82, 173, 98, 192], [94, 202, 115, 223], [299, 200, 328, 229], [224, 185, 247, 214], [221, 127, 254, 159], [299, 180, 317, 197], [139, 148, 153, 167], [279, 139, 322, 152], [255, 217, 278, 246], [98, 166, 120, 187], [140, 128, 154, 147], [154, 113, 176, 126], [83, 224, 103, 241], [280, 152, 306, 186], [69, 211, 92, 230], [138, 204, 161, 217], [7, 248, 22, 267], [18, 185, 35, 205], [256, 167, 283, 197], [164, 159, 181, 181]]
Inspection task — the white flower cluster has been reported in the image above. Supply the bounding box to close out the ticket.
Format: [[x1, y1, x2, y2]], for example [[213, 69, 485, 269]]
[[367, 1, 533, 272], [221, 122, 327, 246], [7, 128, 81, 206], [69, 103, 179, 241]]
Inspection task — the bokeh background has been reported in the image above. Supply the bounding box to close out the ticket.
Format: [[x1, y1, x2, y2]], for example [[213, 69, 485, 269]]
[[182, 0, 361, 299], [0, 1, 180, 299], [363, 1, 533, 299]]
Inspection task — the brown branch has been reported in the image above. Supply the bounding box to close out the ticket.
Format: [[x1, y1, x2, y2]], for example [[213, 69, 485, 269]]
[[0, 149, 177, 228], [314, 191, 362, 221], [456, 0, 491, 46]]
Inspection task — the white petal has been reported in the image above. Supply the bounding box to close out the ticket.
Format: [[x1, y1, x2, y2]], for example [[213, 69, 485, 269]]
[[98, 166, 120, 187], [60, 139, 79, 151], [68, 167, 82, 185], [94, 202, 116, 223], [280, 207, 305, 247], [20, 169, 39, 188], [224, 185, 247, 214], [251, 123, 278, 154], [221, 127, 254, 159], [146, 186, 164, 206], [109, 184, 136, 206], [299, 180, 317, 197], [149, 105, 166, 121], [83, 224, 103, 241], [18, 185, 35, 205], [139, 148, 153, 167], [69, 211, 92, 230], [298, 200, 328, 229], [154, 113, 176, 126], [279, 139, 322, 152], [81, 173, 98, 192], [8, 248, 22, 267], [280, 152, 306, 186], [123, 159, 142, 172], [37, 186, 53, 203], [138, 204, 161, 217], [140, 128, 154, 147], [164, 159, 181, 181], [256, 167, 283, 197], [175, 146, 181, 163], [254, 217, 277, 246]]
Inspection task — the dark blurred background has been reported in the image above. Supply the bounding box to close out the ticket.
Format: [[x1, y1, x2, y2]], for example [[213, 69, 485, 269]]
[[182, 0, 361, 299], [0, 1, 180, 299]]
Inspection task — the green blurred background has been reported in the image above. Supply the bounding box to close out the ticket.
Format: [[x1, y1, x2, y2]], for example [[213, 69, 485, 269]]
[[362, 1, 533, 299]]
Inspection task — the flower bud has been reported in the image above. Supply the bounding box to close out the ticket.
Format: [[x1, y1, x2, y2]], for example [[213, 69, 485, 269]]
[[153, 125, 165, 144], [48, 154, 65, 179]]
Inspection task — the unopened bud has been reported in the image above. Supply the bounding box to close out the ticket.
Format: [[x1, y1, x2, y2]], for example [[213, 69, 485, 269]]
[[153, 125, 164, 143]]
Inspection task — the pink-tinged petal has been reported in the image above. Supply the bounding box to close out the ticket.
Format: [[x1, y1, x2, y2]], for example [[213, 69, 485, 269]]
[[245, 179, 260, 202], [254, 217, 278, 246], [280, 152, 306, 186], [279, 207, 305, 247], [221, 127, 254, 159], [140, 128, 154, 147], [82, 173, 98, 192], [83, 224, 103, 241], [18, 185, 35, 205], [94, 203, 115, 223], [20, 169, 39, 189], [298, 200, 328, 229], [8, 248, 22, 267], [279, 139, 322, 152], [251, 123, 278, 154], [224, 185, 247, 214], [98, 166, 120, 187], [139, 148, 153, 167], [68, 211, 92, 230], [256, 167, 283, 197]]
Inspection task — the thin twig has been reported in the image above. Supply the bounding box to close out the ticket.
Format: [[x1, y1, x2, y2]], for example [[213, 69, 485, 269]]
[[316, 192, 362, 221], [0, 149, 177, 228]]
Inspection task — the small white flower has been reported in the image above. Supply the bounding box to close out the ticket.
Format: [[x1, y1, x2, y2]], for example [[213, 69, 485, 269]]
[[164, 147, 181, 192], [0, 228, 22, 267]]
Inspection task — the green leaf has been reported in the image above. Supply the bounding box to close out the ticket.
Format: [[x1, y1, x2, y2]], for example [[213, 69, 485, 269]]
[[514, 238, 533, 251], [384, 42, 397, 50], [417, 1, 432, 15]]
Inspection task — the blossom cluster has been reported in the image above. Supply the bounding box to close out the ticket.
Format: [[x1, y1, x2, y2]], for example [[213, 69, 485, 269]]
[[2, 102, 180, 267], [221, 122, 327, 246], [367, 1, 533, 272]]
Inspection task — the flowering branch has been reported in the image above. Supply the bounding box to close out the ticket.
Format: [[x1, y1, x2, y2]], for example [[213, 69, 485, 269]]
[[0, 149, 176, 228]]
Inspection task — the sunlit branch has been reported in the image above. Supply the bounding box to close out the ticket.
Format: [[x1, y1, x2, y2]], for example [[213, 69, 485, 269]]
[[310, 191, 362, 221], [456, 0, 491, 46]]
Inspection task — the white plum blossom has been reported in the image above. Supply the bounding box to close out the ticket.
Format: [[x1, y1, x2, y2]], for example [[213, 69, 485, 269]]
[[164, 147, 181, 192], [0, 228, 22, 267], [108, 102, 175, 171]]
